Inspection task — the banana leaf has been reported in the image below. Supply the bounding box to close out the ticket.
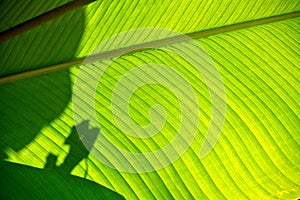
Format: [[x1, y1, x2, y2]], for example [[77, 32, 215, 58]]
[[0, 0, 299, 199]]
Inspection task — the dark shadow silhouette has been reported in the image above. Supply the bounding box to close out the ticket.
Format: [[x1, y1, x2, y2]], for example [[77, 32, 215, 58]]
[[59, 121, 99, 173], [44, 153, 59, 170], [45, 121, 99, 174], [0, 3, 86, 159], [0, 70, 72, 160], [0, 121, 125, 199], [0, 3, 125, 199]]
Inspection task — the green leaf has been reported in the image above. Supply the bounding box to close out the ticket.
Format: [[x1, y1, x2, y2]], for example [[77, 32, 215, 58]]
[[0, 0, 299, 199], [0, 161, 125, 199]]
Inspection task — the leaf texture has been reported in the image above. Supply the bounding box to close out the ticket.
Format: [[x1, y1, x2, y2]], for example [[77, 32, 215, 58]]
[[0, 0, 299, 199], [0, 0, 299, 75]]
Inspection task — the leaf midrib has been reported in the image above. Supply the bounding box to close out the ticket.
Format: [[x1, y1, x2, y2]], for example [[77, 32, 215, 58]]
[[0, 11, 299, 85]]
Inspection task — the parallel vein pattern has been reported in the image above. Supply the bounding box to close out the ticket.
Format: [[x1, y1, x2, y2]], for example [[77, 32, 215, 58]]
[[1, 15, 299, 199], [0, 0, 299, 76]]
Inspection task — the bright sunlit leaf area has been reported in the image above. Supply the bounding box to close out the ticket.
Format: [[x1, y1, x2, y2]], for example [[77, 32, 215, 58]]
[[0, 0, 299, 199]]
